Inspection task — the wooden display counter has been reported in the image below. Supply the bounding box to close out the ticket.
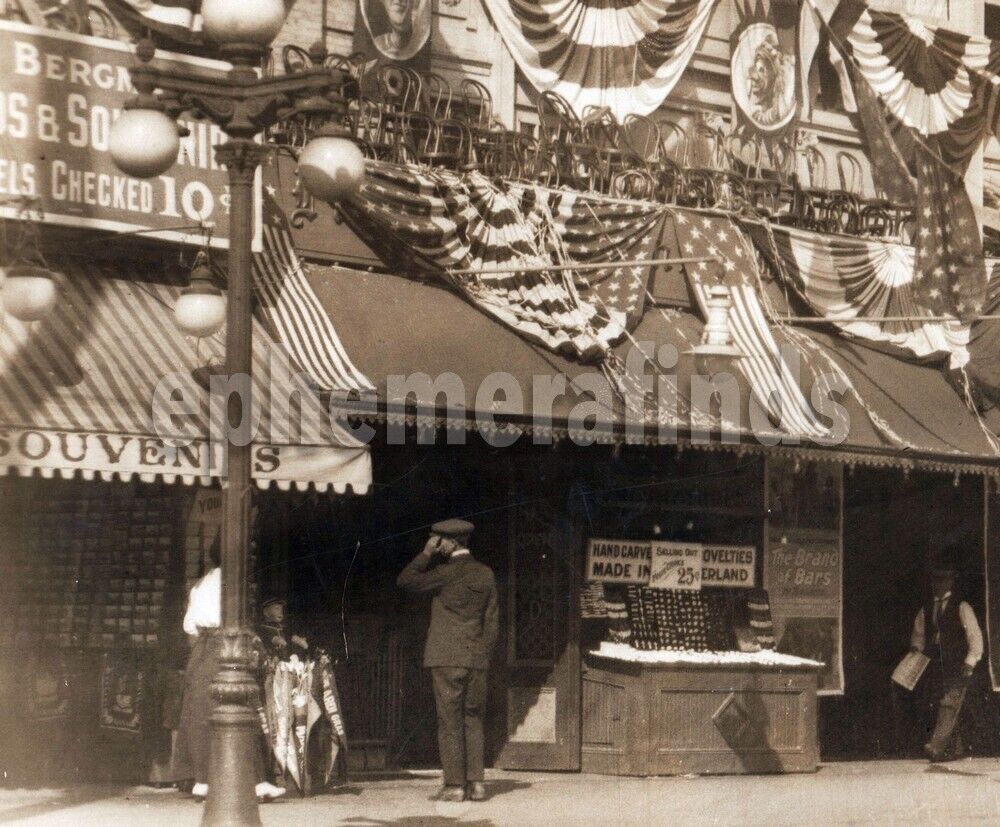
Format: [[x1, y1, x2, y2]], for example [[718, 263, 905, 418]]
[[581, 645, 821, 776]]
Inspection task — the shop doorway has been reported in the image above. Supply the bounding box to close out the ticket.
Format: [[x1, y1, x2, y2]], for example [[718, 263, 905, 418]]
[[828, 468, 998, 759]]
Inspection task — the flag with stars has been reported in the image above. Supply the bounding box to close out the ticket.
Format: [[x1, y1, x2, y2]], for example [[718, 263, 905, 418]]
[[515, 186, 668, 331], [339, 161, 627, 361], [673, 210, 830, 440]]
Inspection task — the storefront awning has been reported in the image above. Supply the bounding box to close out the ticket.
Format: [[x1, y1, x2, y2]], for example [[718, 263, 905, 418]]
[[0, 259, 371, 493], [308, 265, 1000, 475]]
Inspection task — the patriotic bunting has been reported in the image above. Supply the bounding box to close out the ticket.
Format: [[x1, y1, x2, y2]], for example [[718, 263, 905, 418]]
[[816, 0, 992, 322], [756, 223, 971, 368], [480, 0, 721, 119]]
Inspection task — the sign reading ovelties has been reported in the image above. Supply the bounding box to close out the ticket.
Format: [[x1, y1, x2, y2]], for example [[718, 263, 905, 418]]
[[0, 20, 260, 249]]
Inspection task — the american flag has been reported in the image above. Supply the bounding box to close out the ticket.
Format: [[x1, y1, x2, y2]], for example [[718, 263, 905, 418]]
[[517, 187, 668, 331], [340, 162, 631, 361], [673, 211, 830, 440]]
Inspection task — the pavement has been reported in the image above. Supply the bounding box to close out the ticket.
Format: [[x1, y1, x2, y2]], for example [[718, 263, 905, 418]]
[[3, 760, 1000, 826]]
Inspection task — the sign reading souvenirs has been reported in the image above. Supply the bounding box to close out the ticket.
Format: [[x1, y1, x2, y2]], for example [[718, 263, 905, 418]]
[[586, 538, 652, 585], [0, 20, 256, 249], [648, 542, 702, 591], [730, 0, 799, 139]]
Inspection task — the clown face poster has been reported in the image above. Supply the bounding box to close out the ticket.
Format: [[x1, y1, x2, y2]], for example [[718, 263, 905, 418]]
[[731, 0, 800, 139], [355, 0, 432, 66]]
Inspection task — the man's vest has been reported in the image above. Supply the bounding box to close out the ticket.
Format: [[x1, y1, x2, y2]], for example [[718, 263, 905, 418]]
[[925, 593, 968, 680]]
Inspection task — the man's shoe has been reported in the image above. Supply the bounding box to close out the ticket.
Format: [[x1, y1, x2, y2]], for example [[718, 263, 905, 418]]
[[434, 785, 466, 802], [255, 782, 286, 802], [467, 781, 487, 801], [191, 782, 208, 802]]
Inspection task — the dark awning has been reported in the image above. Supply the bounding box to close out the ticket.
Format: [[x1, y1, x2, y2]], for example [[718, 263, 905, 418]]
[[309, 266, 1000, 475]]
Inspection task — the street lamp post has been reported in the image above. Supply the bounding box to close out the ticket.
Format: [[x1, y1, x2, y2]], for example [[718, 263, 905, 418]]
[[109, 4, 364, 824]]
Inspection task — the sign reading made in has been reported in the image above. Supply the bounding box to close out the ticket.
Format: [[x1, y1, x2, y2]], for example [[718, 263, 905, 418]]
[[0, 20, 259, 249], [585, 538, 651, 584]]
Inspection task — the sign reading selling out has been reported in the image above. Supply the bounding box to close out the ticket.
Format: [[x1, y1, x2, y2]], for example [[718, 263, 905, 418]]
[[585, 538, 652, 584], [0, 20, 261, 249]]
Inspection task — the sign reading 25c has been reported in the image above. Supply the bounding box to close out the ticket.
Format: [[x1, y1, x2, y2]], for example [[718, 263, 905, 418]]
[[0, 20, 261, 250]]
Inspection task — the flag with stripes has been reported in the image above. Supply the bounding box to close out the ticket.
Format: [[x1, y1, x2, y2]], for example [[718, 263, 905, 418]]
[[827, 2, 992, 321], [252, 193, 375, 395], [480, 0, 721, 119], [108, 0, 202, 42], [340, 161, 628, 361], [754, 223, 971, 368], [674, 211, 831, 440], [517, 186, 668, 331]]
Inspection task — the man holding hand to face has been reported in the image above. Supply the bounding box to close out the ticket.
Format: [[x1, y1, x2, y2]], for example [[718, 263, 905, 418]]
[[398, 519, 498, 803]]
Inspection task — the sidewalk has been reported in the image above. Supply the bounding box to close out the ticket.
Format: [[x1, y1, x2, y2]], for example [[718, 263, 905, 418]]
[[3, 760, 1000, 826]]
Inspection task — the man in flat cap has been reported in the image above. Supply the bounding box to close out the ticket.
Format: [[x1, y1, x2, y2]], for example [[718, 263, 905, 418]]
[[910, 552, 983, 762], [398, 519, 498, 802]]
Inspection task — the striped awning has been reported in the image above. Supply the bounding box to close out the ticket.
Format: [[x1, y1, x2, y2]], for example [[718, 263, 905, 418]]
[[0, 257, 372, 493]]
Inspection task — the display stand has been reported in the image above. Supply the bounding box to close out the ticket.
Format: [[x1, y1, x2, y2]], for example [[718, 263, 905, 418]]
[[581, 644, 821, 776]]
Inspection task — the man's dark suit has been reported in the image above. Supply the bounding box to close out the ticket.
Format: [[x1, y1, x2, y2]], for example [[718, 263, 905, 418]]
[[397, 549, 498, 787]]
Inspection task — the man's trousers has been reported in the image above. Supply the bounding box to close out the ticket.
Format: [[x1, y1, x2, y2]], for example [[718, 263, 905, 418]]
[[927, 677, 969, 756], [430, 667, 487, 787]]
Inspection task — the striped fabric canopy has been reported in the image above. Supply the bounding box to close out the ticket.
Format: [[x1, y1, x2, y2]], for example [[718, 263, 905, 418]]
[[481, 0, 721, 119], [0, 244, 372, 492]]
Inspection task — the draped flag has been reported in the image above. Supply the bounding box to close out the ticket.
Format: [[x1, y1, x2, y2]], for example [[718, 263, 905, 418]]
[[480, 0, 721, 119], [340, 162, 630, 360], [673, 211, 831, 440], [517, 186, 669, 330], [819, 0, 992, 322], [108, 0, 202, 42], [252, 194, 376, 395], [755, 223, 971, 368]]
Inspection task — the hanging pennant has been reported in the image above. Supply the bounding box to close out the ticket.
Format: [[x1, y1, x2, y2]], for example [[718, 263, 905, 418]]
[[730, 0, 801, 139], [354, 0, 432, 68]]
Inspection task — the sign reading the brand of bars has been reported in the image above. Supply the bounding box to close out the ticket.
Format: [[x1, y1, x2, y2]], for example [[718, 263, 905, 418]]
[[585, 538, 652, 584], [0, 20, 260, 249]]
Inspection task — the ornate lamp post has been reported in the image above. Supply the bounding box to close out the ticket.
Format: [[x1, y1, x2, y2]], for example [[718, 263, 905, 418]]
[[109, 3, 364, 823]]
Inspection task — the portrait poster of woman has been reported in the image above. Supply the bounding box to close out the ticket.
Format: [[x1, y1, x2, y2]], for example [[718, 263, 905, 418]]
[[354, 0, 432, 67]]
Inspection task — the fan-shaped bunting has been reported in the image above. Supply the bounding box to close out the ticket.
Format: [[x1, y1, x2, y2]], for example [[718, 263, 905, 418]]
[[481, 0, 721, 119]]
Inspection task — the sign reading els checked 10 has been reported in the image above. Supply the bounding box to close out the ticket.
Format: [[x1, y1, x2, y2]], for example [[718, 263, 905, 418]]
[[0, 20, 261, 249]]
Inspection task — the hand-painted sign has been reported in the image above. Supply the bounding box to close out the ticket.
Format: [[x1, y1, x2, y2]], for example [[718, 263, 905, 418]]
[[585, 538, 652, 585], [0, 20, 260, 249], [648, 541, 702, 591], [701, 544, 756, 588]]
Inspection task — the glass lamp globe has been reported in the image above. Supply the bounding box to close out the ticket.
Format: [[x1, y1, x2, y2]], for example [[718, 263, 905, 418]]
[[109, 108, 179, 179], [175, 262, 226, 338], [202, 0, 287, 46], [298, 131, 366, 204], [3, 264, 58, 322]]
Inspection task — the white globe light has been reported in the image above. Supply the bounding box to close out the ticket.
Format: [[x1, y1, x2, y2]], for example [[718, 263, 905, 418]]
[[202, 0, 286, 46], [175, 264, 226, 338], [299, 136, 366, 203], [109, 108, 179, 179], [4, 264, 58, 322]]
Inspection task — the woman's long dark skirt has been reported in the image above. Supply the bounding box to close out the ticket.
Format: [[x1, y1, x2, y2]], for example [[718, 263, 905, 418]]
[[172, 631, 218, 784]]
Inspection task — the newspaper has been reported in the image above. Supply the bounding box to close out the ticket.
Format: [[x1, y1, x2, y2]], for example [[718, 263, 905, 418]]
[[892, 651, 931, 691]]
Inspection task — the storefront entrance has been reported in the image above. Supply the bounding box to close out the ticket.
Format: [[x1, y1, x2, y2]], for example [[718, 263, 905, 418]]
[[828, 468, 998, 759]]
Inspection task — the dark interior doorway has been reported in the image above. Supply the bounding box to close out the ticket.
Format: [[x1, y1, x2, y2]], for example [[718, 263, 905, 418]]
[[822, 467, 998, 759]]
